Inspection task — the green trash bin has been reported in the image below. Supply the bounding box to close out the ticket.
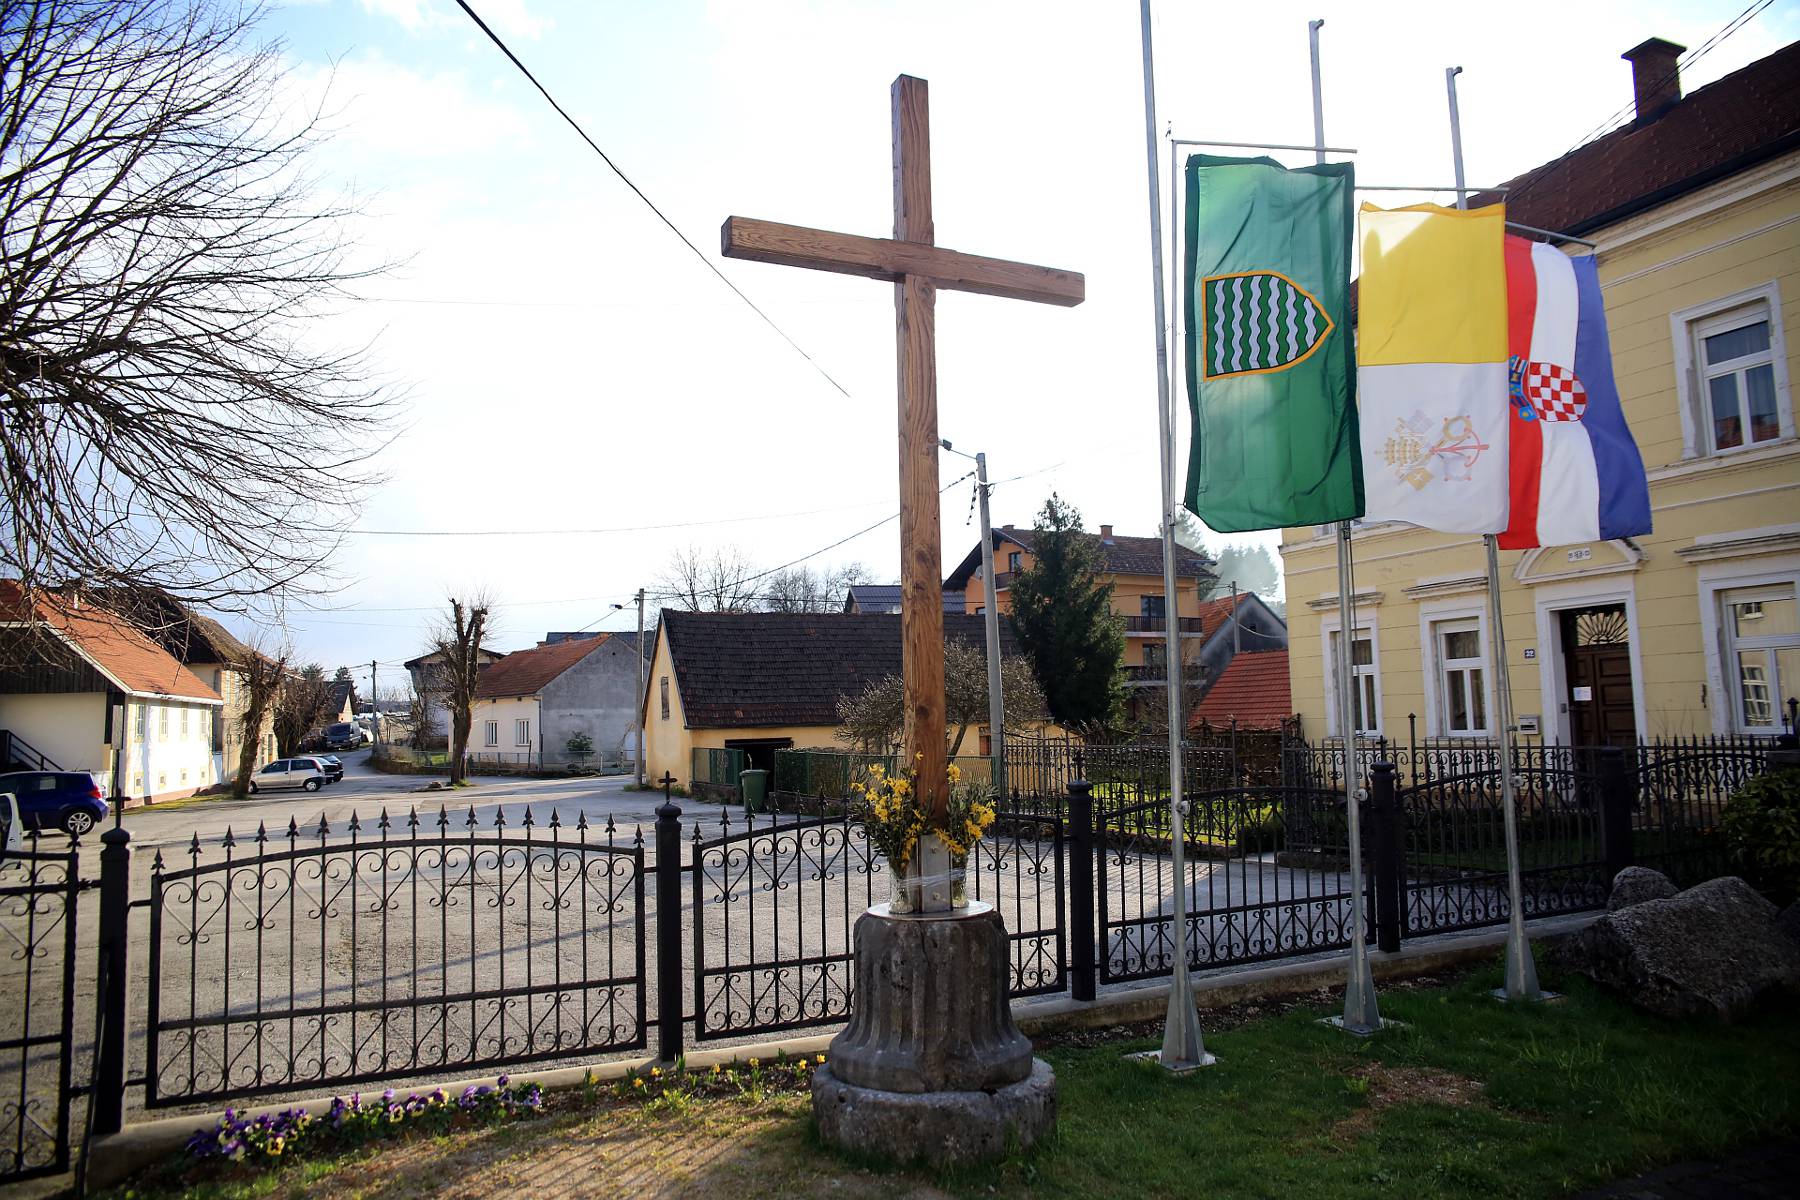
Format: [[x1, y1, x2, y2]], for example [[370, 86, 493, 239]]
[[740, 769, 769, 814]]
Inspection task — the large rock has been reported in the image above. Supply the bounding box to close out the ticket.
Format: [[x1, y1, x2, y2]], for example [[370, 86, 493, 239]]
[[1558, 876, 1800, 1021], [1608, 865, 1678, 911]]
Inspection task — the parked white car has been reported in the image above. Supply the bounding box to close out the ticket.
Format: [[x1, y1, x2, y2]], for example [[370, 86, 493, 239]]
[[247, 758, 327, 793]]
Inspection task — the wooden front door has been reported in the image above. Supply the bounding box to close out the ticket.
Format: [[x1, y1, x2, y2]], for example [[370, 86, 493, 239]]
[[1560, 606, 1637, 747]]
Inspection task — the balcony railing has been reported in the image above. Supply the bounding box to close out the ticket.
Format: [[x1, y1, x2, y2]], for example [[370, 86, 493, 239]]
[[1120, 615, 1205, 634]]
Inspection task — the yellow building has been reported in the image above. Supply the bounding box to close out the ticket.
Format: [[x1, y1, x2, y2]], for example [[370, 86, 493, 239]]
[[943, 524, 1219, 701], [641, 610, 1023, 790], [1282, 38, 1800, 747]]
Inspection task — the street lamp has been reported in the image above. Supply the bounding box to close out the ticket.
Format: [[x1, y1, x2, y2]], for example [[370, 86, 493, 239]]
[[940, 439, 1006, 797]]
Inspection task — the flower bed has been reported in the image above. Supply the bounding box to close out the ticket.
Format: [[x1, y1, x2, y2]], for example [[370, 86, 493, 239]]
[[185, 1076, 544, 1166]]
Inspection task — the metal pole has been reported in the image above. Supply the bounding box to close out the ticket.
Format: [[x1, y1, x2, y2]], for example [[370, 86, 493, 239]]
[[1232, 580, 1240, 657], [370, 659, 380, 752], [975, 452, 1006, 796], [1138, 0, 1208, 1071], [635, 588, 647, 788], [1446, 63, 1546, 1002], [1320, 18, 1381, 1035], [1308, 19, 1327, 160]]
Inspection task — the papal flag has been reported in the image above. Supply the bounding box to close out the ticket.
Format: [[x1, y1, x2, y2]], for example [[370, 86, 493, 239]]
[[1357, 203, 1510, 533], [1183, 154, 1361, 533]]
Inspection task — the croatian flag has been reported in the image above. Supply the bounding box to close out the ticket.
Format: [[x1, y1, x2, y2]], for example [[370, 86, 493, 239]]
[[1498, 236, 1651, 549]]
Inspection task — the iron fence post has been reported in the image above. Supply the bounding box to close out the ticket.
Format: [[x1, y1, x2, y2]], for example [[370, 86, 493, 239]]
[[654, 774, 684, 1064], [1599, 745, 1633, 882], [1369, 761, 1402, 953], [1067, 775, 1096, 1002], [93, 822, 132, 1135]]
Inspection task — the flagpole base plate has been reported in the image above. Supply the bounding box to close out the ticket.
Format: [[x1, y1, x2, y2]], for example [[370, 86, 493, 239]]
[[1319, 1015, 1406, 1038], [1126, 1049, 1216, 1074], [1491, 987, 1562, 1004]]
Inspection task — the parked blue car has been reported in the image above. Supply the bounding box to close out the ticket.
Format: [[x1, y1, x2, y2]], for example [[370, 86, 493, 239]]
[[0, 771, 109, 836]]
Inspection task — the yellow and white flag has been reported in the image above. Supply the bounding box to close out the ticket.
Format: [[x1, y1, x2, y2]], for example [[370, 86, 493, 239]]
[[1357, 203, 1510, 533]]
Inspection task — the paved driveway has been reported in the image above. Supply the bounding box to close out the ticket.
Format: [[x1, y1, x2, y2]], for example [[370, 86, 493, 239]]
[[118, 752, 672, 864]]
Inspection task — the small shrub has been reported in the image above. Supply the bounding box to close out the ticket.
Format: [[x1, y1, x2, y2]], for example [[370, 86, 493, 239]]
[[1721, 767, 1800, 903]]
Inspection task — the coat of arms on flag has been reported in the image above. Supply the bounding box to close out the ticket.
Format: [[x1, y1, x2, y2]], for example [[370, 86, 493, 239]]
[[1199, 270, 1335, 379]]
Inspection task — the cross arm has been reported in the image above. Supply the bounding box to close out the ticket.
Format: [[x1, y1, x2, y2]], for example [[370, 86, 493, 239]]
[[721, 216, 1084, 307]]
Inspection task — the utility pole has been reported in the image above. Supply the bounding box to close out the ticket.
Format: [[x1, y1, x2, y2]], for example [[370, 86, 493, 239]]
[[635, 587, 647, 788], [942, 440, 1006, 797], [1231, 580, 1240, 657], [370, 659, 380, 751]]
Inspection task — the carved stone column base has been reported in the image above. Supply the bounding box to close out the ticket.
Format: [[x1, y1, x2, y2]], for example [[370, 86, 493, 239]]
[[810, 1059, 1057, 1166], [811, 904, 1055, 1164]]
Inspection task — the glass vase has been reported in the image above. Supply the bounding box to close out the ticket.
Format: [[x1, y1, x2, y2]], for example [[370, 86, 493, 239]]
[[887, 858, 915, 915], [950, 851, 969, 909]]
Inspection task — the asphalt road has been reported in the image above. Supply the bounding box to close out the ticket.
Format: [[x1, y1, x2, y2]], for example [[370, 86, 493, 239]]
[[116, 750, 674, 865]]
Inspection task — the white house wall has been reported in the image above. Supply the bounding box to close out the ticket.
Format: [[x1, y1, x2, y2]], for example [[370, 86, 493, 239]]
[[0, 692, 106, 783], [120, 697, 222, 801]]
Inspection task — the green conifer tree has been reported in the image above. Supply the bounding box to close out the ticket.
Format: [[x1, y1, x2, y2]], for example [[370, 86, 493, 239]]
[[1008, 494, 1124, 728]]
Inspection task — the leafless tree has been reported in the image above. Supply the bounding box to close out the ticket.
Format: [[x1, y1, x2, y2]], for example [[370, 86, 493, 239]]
[[655, 545, 759, 613], [1, 0, 395, 620], [760, 562, 873, 613], [273, 663, 331, 757], [431, 595, 491, 786], [404, 682, 430, 751], [836, 641, 1046, 756], [233, 643, 287, 796]]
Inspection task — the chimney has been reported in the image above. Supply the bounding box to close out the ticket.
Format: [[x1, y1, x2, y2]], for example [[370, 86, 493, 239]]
[[1622, 37, 1685, 122], [1099, 524, 1114, 543]]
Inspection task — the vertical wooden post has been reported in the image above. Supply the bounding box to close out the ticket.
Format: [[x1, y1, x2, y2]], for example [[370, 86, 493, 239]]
[[892, 75, 948, 822]]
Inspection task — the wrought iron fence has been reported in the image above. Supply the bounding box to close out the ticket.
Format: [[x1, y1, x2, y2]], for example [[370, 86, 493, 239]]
[[3, 732, 1782, 1189], [689, 794, 1064, 1042], [142, 807, 645, 1108], [1095, 783, 1358, 983], [0, 835, 85, 1183]]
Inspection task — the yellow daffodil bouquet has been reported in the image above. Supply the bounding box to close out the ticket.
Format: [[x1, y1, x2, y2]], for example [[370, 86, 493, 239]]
[[850, 760, 998, 874], [848, 762, 928, 873]]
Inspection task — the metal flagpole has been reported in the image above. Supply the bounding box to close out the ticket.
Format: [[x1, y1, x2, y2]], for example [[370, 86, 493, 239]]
[[1446, 65, 1548, 1004], [1316, 16, 1383, 1036], [1138, 0, 1209, 1072]]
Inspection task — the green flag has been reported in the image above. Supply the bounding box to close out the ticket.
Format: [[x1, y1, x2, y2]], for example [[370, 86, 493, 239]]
[[1183, 154, 1362, 533]]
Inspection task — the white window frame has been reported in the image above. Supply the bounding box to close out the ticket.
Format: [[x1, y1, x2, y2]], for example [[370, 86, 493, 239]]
[[158, 706, 168, 742], [1319, 618, 1382, 737], [180, 706, 190, 738], [515, 719, 531, 747], [1717, 580, 1800, 733], [1696, 557, 1800, 736], [1427, 616, 1493, 738], [1670, 282, 1794, 461], [483, 720, 499, 748]]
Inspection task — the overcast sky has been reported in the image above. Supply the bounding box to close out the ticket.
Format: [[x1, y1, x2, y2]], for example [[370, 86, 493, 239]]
[[246, 0, 1799, 681]]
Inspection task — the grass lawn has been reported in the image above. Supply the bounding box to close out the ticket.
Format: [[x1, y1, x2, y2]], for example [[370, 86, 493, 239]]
[[106, 962, 1800, 1200]]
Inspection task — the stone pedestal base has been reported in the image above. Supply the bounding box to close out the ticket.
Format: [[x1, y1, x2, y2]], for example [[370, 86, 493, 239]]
[[811, 1059, 1058, 1166], [812, 904, 1055, 1165]]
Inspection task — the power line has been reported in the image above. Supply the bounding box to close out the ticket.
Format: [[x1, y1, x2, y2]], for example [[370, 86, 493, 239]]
[[1561, 0, 1773, 156], [451, 0, 850, 398]]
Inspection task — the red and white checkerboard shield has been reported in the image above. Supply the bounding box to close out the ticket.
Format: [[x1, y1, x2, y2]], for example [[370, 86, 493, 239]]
[[1524, 361, 1587, 422]]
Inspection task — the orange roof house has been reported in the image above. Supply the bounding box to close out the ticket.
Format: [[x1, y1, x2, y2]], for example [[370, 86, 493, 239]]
[[1190, 649, 1292, 731], [1, 580, 223, 803]]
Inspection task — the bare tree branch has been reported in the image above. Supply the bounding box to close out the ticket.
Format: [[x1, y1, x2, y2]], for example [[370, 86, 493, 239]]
[[1, 0, 397, 618]]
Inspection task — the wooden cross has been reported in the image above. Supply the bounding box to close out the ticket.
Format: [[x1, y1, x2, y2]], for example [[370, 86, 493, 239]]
[[723, 74, 1083, 827]]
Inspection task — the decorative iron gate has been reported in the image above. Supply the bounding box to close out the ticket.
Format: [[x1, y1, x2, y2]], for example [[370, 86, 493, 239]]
[[0, 839, 84, 1184], [1096, 785, 1357, 983], [1396, 752, 1609, 937], [143, 807, 646, 1107], [691, 802, 1065, 1041]]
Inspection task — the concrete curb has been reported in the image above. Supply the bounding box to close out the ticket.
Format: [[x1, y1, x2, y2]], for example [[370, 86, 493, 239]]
[[86, 913, 1593, 1191]]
